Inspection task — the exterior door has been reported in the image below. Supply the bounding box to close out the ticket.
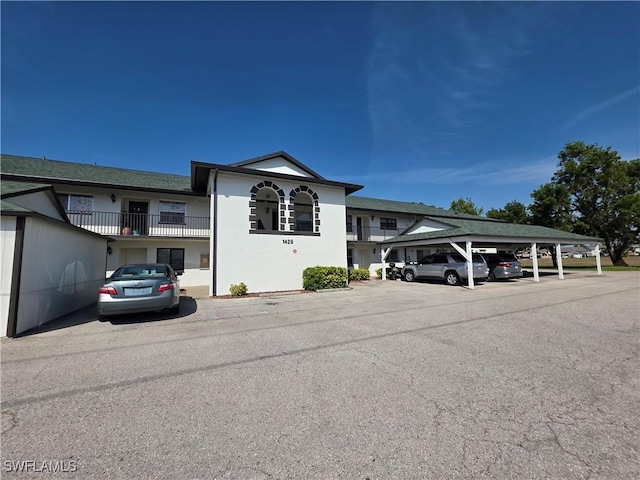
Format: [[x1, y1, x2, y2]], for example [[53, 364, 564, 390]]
[[356, 217, 364, 241], [357, 248, 371, 269], [128, 201, 148, 235]]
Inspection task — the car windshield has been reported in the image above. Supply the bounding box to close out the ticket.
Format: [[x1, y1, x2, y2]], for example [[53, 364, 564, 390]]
[[112, 265, 168, 280]]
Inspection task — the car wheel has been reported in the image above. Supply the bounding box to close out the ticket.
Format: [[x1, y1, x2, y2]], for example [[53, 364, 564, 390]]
[[404, 270, 415, 282], [169, 303, 180, 314], [488, 271, 496, 281], [444, 271, 460, 286], [98, 314, 110, 322]]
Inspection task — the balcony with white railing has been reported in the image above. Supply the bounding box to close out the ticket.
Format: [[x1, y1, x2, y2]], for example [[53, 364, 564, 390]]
[[66, 211, 210, 238], [346, 226, 402, 242]]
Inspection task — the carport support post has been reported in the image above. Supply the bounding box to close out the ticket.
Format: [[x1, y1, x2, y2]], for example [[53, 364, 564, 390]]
[[555, 243, 564, 279], [380, 247, 391, 281], [531, 242, 540, 282], [595, 244, 602, 275], [466, 241, 475, 290], [449, 241, 474, 289]]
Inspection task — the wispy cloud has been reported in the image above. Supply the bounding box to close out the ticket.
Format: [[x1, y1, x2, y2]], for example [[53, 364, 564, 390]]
[[365, 2, 541, 163], [338, 157, 557, 187], [563, 86, 640, 129]]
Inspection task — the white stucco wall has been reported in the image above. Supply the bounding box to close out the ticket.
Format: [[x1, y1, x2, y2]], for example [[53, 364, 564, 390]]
[[0, 217, 17, 336], [106, 239, 210, 287], [213, 172, 348, 294], [15, 218, 107, 335]]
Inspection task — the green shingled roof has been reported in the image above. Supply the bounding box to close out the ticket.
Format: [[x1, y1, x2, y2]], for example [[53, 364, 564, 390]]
[[346, 196, 499, 221], [382, 216, 601, 244], [1, 179, 53, 197], [1, 154, 193, 193], [0, 199, 31, 214]]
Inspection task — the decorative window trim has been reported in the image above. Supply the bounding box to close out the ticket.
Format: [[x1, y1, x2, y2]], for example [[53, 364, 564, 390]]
[[289, 186, 320, 235], [249, 181, 285, 232]]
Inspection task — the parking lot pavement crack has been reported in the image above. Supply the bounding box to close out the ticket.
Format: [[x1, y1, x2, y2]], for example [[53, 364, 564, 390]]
[[1, 410, 17, 436], [211, 460, 232, 479], [545, 421, 594, 479], [32, 354, 62, 381]]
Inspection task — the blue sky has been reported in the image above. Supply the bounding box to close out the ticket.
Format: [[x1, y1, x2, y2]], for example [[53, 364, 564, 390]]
[[2, 1, 639, 212]]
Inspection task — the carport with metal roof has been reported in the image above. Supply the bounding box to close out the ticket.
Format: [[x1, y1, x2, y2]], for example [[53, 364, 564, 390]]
[[378, 216, 602, 289]]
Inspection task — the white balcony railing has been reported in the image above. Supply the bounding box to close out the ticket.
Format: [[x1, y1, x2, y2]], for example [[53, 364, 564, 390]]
[[346, 226, 402, 242], [66, 211, 210, 237]]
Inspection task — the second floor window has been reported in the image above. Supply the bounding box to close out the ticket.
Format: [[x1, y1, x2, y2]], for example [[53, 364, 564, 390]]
[[159, 201, 186, 225], [380, 218, 397, 230], [58, 194, 93, 213], [293, 192, 314, 232]]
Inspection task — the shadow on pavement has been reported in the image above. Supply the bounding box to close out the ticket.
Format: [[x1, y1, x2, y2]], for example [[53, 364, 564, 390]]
[[106, 296, 198, 324], [18, 297, 198, 336], [18, 304, 100, 337]]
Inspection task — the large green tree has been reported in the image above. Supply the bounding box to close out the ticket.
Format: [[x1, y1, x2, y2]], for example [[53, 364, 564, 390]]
[[486, 200, 530, 224], [449, 197, 483, 216], [529, 183, 573, 231], [551, 141, 640, 266]]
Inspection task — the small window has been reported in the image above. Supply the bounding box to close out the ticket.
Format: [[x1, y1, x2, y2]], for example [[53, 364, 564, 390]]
[[346, 215, 353, 233], [380, 218, 397, 230], [159, 201, 186, 225], [157, 248, 185, 272], [58, 194, 93, 213], [347, 249, 354, 267]]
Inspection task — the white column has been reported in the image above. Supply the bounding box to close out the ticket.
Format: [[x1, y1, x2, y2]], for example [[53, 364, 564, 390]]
[[555, 243, 564, 279], [595, 244, 602, 275], [381, 248, 389, 281], [466, 241, 475, 290], [531, 242, 539, 282]]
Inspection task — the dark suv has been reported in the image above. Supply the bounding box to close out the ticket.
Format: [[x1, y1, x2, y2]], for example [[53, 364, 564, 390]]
[[485, 253, 523, 280], [402, 253, 489, 286]]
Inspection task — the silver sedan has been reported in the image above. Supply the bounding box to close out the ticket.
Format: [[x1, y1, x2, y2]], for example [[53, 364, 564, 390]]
[[98, 263, 181, 318]]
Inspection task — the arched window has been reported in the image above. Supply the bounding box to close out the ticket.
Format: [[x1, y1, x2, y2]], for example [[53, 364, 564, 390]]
[[249, 181, 284, 232], [289, 186, 319, 233]]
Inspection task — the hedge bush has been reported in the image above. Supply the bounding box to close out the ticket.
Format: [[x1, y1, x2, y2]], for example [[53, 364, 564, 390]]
[[349, 268, 371, 281], [376, 268, 383, 278], [229, 282, 248, 296], [303, 266, 347, 291]]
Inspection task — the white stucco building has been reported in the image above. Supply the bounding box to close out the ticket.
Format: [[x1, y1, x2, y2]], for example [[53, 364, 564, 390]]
[[1, 151, 602, 336]]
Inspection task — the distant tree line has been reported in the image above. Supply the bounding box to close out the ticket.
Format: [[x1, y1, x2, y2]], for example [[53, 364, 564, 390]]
[[448, 141, 640, 266]]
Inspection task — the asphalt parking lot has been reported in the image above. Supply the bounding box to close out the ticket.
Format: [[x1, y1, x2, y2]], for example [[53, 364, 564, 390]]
[[1, 271, 639, 479]]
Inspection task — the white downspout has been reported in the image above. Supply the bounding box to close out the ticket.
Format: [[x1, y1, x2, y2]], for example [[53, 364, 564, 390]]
[[531, 242, 539, 282]]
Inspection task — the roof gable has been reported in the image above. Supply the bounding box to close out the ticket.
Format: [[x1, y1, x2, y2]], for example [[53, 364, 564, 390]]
[[405, 217, 457, 235], [0, 179, 67, 221], [230, 151, 324, 179]]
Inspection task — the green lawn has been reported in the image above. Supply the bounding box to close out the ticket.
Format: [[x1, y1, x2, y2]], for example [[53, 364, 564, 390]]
[[520, 255, 640, 271]]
